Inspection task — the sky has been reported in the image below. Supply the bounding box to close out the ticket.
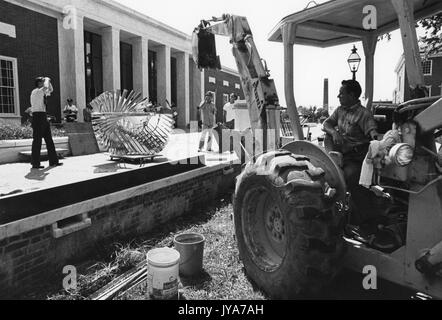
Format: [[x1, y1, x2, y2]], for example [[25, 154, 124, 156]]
[[114, 0, 410, 109]]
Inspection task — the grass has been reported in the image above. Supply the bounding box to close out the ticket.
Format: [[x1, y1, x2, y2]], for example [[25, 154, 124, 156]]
[[35, 193, 416, 301], [46, 195, 266, 301]]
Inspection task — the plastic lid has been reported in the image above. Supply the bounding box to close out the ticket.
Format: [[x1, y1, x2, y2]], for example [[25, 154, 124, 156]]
[[147, 247, 180, 268]]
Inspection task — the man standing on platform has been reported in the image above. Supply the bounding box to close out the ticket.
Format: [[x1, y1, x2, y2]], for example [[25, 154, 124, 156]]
[[197, 91, 217, 152], [30, 77, 62, 169], [215, 93, 238, 153], [223, 93, 237, 129]]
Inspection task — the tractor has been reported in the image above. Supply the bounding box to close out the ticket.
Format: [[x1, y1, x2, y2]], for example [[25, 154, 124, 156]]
[[192, 0, 442, 298]]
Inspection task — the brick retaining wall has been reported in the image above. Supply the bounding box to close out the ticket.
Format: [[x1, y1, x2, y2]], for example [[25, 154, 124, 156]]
[[0, 165, 238, 298]]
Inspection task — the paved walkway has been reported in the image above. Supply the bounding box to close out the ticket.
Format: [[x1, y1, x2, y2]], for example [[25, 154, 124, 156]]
[[0, 132, 237, 197]]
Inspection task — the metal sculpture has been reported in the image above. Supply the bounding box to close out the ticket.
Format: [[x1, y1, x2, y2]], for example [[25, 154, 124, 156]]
[[90, 90, 174, 156]]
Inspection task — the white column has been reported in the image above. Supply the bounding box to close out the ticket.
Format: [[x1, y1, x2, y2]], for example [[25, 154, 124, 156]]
[[176, 52, 190, 127], [133, 36, 149, 98], [102, 26, 120, 92], [58, 14, 86, 121], [363, 34, 377, 112], [157, 45, 171, 107]]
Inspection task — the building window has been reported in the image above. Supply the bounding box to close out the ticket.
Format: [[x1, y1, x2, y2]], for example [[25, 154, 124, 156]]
[[235, 83, 240, 89], [208, 76, 216, 84], [223, 80, 229, 87], [223, 93, 229, 105], [422, 60, 432, 76], [0, 56, 19, 115]]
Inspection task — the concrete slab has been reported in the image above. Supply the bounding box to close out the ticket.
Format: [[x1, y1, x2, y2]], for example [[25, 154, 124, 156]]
[[0, 132, 238, 197]]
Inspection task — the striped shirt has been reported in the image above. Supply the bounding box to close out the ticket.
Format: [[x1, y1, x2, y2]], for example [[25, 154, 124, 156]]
[[326, 102, 377, 148]]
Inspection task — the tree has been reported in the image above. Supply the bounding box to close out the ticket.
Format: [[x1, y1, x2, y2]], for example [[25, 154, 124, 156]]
[[418, 13, 442, 55], [378, 12, 442, 55]]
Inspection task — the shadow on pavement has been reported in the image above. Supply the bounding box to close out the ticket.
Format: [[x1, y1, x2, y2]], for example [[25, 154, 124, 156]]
[[25, 167, 51, 181], [93, 162, 130, 173]]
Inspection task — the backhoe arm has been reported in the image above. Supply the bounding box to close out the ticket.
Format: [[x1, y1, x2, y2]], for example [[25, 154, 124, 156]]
[[192, 14, 281, 151]]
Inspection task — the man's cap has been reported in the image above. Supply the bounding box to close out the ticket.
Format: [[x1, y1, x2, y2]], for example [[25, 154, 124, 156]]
[[67, 98, 73, 102], [205, 91, 213, 97], [230, 93, 238, 99]]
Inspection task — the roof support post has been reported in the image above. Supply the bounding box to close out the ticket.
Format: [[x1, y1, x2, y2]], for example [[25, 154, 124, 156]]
[[362, 34, 377, 112], [391, 0, 425, 90], [282, 23, 304, 140]]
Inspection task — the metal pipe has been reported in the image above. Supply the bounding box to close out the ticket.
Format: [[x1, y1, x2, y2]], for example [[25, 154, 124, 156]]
[[380, 176, 442, 195], [282, 23, 304, 141]]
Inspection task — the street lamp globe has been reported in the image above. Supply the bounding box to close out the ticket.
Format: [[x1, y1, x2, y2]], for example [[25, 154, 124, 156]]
[[347, 45, 361, 80]]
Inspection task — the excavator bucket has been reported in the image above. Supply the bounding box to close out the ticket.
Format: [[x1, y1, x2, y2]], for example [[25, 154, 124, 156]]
[[191, 24, 221, 70]]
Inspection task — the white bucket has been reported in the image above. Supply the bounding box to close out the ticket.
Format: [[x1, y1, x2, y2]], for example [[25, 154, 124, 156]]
[[146, 247, 180, 300]]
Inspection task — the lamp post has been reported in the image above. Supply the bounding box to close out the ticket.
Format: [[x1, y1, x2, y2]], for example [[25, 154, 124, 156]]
[[347, 45, 361, 80]]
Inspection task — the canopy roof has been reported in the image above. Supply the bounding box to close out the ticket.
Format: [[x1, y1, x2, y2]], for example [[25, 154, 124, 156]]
[[268, 0, 442, 47]]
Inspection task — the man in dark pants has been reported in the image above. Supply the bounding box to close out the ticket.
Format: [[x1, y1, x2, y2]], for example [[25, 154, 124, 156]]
[[215, 93, 238, 153], [30, 77, 62, 169], [198, 92, 217, 152], [323, 80, 378, 226]]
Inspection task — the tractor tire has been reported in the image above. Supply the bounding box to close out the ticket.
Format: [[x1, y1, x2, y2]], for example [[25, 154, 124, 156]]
[[233, 150, 346, 299]]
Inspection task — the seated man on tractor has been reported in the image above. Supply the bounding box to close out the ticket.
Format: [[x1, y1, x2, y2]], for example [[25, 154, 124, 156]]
[[323, 80, 379, 227]]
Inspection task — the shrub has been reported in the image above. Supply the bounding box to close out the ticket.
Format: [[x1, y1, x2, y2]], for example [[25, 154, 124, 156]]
[[0, 121, 67, 140]]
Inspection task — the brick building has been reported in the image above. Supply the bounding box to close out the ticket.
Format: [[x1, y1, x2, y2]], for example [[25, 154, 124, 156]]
[[0, 0, 60, 124], [393, 52, 442, 103], [0, 0, 203, 127], [199, 66, 244, 124]]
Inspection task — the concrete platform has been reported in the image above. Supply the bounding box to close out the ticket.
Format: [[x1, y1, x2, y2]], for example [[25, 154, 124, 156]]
[[0, 132, 237, 198]]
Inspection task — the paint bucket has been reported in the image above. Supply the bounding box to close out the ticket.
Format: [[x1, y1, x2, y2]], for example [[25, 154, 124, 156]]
[[146, 247, 180, 300], [173, 233, 205, 277]]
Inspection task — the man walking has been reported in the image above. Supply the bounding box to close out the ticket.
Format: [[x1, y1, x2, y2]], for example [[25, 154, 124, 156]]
[[30, 77, 62, 169], [198, 92, 217, 152]]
